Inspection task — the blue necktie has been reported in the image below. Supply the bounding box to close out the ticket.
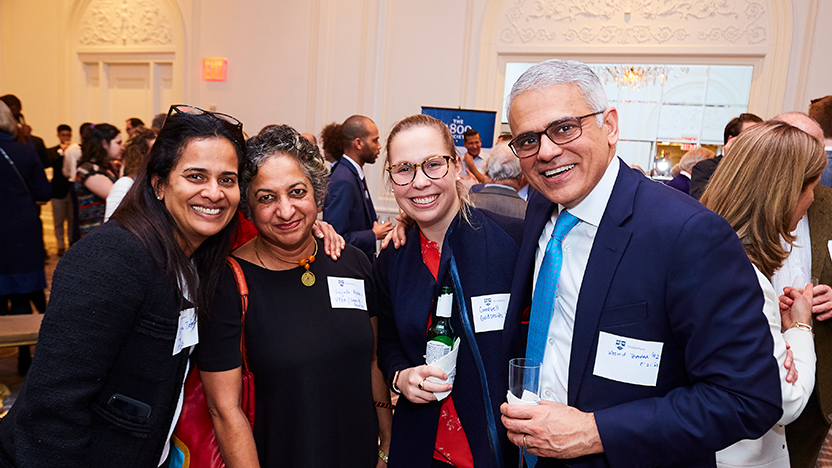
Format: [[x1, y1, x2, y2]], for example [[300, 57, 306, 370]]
[[524, 210, 579, 467]]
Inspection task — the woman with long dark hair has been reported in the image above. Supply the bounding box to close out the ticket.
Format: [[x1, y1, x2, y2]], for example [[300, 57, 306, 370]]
[[0, 105, 246, 468], [75, 122, 123, 236]]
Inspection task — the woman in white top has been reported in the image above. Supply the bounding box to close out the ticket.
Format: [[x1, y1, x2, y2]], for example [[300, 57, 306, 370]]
[[701, 120, 827, 468], [104, 126, 157, 221]]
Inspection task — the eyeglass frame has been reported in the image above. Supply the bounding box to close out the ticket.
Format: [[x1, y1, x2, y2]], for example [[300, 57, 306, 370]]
[[165, 104, 245, 147], [385, 155, 454, 186], [508, 110, 605, 159]]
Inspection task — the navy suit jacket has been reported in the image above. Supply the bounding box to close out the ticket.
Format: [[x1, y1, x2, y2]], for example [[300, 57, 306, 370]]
[[664, 173, 690, 195], [323, 159, 377, 260], [376, 209, 525, 468], [511, 159, 782, 468]]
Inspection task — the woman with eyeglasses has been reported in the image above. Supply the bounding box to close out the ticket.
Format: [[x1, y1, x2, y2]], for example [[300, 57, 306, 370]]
[[375, 114, 524, 468], [0, 105, 249, 468]]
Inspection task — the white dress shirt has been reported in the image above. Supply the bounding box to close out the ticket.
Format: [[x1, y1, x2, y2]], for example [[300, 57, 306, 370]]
[[533, 157, 620, 404], [341, 153, 366, 181], [62, 143, 82, 179], [771, 214, 812, 296]]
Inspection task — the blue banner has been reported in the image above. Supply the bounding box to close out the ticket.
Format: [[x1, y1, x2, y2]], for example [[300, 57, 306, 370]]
[[421, 107, 497, 149]]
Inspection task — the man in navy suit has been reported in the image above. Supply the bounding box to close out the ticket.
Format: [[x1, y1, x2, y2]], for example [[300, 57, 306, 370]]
[[323, 115, 392, 260], [499, 59, 781, 467]]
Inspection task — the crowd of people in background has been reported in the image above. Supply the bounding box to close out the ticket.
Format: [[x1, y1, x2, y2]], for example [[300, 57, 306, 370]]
[[2, 61, 832, 468]]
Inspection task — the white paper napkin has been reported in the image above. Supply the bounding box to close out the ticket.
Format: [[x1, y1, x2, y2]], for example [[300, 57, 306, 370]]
[[506, 389, 540, 405], [426, 337, 461, 401]]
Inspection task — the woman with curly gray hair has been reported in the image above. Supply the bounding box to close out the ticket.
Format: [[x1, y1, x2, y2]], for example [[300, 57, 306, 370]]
[[198, 124, 392, 468]]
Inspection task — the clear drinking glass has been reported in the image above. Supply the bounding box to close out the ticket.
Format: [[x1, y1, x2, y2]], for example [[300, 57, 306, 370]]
[[509, 358, 541, 468]]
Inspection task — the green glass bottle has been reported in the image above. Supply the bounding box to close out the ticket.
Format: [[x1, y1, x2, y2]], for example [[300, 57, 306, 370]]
[[426, 286, 455, 363]]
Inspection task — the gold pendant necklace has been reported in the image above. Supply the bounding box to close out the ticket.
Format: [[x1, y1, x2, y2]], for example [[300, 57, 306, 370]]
[[255, 236, 318, 287]]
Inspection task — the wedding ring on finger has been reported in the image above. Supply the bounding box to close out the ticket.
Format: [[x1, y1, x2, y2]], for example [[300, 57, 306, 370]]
[[523, 435, 528, 449], [418, 379, 426, 390]]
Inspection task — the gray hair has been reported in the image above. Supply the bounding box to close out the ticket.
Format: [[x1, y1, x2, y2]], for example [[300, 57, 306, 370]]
[[679, 147, 715, 172], [506, 59, 608, 128], [243, 124, 329, 212], [485, 143, 522, 181]]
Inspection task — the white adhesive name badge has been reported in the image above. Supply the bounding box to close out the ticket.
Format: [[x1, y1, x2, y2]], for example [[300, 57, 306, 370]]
[[327, 277, 368, 311], [592, 331, 663, 386], [173, 307, 199, 356], [471, 293, 510, 333]]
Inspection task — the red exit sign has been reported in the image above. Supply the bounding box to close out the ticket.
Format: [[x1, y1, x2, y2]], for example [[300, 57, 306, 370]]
[[202, 58, 227, 81]]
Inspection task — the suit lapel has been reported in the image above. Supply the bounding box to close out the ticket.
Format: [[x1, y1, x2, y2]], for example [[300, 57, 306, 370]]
[[809, 185, 832, 278], [568, 160, 634, 405], [343, 160, 375, 225]]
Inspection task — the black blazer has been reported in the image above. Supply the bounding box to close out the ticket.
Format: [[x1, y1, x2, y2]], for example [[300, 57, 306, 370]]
[[376, 208, 524, 468], [0, 222, 191, 468]]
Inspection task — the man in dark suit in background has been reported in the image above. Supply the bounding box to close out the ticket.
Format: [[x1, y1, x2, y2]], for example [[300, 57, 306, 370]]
[[322, 115, 392, 260], [809, 96, 832, 189], [689, 112, 762, 200], [499, 59, 781, 468], [469, 142, 527, 219], [47, 124, 74, 256]]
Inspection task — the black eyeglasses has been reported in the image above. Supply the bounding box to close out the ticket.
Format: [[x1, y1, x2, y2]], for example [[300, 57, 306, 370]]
[[509, 111, 604, 159], [386, 155, 453, 186], [166, 104, 245, 145]]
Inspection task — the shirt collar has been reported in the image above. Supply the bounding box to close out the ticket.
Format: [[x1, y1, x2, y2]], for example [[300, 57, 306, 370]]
[[342, 154, 365, 180], [484, 183, 518, 192], [558, 156, 620, 228]]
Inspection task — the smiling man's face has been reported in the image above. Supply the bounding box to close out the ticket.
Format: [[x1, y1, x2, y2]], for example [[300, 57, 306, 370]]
[[509, 83, 618, 209]]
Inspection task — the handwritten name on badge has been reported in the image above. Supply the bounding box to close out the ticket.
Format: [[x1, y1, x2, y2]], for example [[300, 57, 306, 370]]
[[592, 331, 663, 386], [471, 293, 510, 333], [173, 307, 199, 356], [327, 277, 368, 311]]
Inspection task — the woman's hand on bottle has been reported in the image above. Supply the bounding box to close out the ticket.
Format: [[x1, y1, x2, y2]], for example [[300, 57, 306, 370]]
[[398, 365, 451, 404]]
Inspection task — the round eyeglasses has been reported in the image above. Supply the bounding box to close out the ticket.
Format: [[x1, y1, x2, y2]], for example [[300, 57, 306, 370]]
[[509, 111, 604, 159], [386, 155, 453, 186]]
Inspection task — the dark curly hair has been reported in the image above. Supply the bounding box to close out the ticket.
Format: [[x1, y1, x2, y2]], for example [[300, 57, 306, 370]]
[[244, 124, 329, 212]]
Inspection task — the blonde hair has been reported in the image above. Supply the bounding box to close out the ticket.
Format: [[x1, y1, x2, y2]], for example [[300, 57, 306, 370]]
[[701, 121, 826, 277], [680, 147, 715, 172], [0, 102, 17, 136], [384, 114, 473, 221]]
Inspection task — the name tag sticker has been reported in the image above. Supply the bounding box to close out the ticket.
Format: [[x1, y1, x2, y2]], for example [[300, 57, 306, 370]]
[[592, 331, 663, 386], [327, 277, 368, 311], [471, 293, 510, 333], [173, 307, 199, 356]]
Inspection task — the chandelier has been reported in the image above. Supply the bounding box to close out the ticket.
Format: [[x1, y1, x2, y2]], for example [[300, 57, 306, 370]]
[[594, 65, 690, 90]]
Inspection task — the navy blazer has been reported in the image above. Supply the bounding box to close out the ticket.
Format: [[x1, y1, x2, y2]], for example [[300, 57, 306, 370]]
[[664, 173, 690, 195], [323, 159, 377, 260], [376, 209, 524, 468], [510, 159, 782, 468]]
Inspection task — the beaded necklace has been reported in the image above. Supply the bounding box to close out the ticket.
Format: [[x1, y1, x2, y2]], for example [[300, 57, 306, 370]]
[[254, 236, 318, 286]]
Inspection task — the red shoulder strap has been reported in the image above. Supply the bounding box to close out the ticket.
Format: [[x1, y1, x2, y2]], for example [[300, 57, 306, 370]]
[[225, 257, 250, 372]]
